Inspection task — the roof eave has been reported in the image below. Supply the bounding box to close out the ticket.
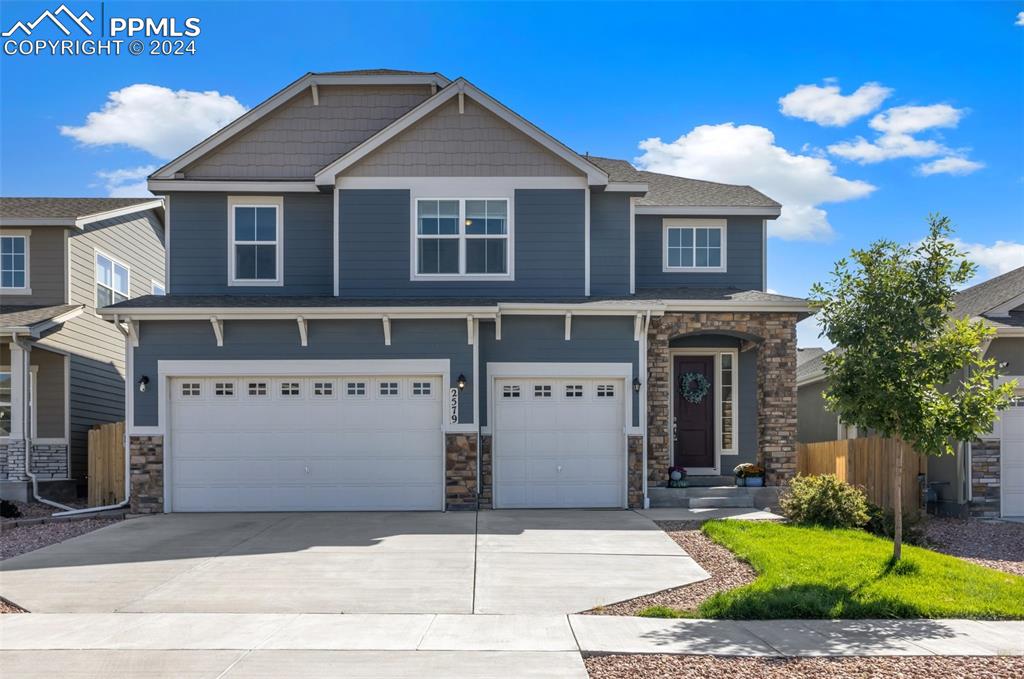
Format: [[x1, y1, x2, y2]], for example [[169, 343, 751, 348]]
[[635, 205, 782, 217]]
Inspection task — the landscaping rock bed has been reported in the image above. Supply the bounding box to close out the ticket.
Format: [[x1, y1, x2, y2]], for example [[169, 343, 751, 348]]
[[924, 517, 1024, 577], [585, 654, 1024, 679], [586, 521, 756, 616], [1, 517, 119, 561]]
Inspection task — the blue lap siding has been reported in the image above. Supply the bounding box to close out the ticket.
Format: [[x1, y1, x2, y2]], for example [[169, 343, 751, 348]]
[[589, 192, 631, 296], [132, 318, 474, 425]]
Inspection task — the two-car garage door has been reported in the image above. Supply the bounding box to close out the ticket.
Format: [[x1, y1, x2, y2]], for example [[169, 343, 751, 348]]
[[169, 375, 443, 511]]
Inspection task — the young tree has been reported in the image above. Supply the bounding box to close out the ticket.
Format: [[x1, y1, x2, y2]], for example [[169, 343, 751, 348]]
[[810, 215, 1015, 560]]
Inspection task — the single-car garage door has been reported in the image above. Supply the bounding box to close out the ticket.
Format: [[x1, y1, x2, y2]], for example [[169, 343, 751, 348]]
[[168, 375, 443, 511], [1002, 399, 1024, 517], [494, 377, 625, 508]]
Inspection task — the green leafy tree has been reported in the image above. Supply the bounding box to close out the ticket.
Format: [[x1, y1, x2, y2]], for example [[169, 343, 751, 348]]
[[810, 215, 1015, 560]]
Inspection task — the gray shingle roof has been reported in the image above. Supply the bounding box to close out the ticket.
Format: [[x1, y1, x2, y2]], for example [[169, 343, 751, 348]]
[[314, 69, 446, 77], [0, 304, 83, 330], [797, 347, 826, 367], [796, 350, 830, 383], [0, 198, 157, 220], [587, 156, 780, 209], [104, 288, 806, 311], [953, 266, 1024, 320]]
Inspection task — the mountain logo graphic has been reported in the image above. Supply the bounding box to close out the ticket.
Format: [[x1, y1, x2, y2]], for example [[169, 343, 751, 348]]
[[2, 4, 95, 37]]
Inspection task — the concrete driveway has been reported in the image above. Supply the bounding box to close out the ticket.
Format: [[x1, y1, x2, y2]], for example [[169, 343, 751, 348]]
[[0, 510, 706, 615]]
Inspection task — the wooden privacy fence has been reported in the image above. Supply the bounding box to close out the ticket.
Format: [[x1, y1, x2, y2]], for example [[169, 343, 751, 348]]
[[796, 437, 927, 516], [88, 421, 125, 507]]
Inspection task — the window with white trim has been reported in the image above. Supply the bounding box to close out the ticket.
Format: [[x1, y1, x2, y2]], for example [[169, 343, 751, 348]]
[[214, 382, 235, 397], [313, 381, 334, 397], [152, 281, 166, 296], [229, 198, 282, 285], [502, 385, 521, 398], [565, 384, 584, 398], [1, 236, 28, 290], [280, 381, 301, 397], [664, 220, 725, 271], [0, 370, 11, 436], [596, 384, 615, 398], [379, 381, 399, 396], [412, 381, 432, 396], [533, 384, 552, 398], [721, 353, 735, 451], [181, 382, 201, 397], [95, 252, 129, 307], [247, 382, 268, 396], [346, 381, 366, 396], [416, 198, 509, 277]]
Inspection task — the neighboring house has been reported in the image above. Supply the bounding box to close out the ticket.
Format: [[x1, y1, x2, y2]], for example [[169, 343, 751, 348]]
[[0, 198, 165, 502], [797, 266, 1024, 517], [97, 69, 808, 514]]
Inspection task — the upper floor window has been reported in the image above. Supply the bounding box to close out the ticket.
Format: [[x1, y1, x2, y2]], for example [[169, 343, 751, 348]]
[[95, 251, 129, 308], [152, 281, 166, 296], [415, 198, 510, 279], [1, 234, 28, 292], [663, 219, 726, 273], [228, 197, 283, 286]]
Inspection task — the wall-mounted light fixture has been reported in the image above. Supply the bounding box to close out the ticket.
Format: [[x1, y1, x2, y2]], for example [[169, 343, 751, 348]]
[[632, 377, 642, 393], [456, 373, 467, 391], [137, 376, 150, 393]]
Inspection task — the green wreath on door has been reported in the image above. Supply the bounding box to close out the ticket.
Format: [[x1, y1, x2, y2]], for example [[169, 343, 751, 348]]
[[679, 372, 711, 404]]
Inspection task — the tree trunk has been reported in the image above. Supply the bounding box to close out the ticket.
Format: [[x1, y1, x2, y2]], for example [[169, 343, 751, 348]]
[[893, 444, 903, 561]]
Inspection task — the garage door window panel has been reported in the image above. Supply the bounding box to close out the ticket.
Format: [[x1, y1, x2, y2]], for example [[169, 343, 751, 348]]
[[378, 381, 400, 397], [279, 381, 301, 397], [312, 381, 335, 398], [346, 381, 367, 397], [247, 381, 268, 397]]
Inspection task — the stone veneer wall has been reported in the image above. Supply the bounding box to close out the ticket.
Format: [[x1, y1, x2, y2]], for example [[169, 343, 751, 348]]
[[627, 435, 644, 508], [129, 435, 164, 514], [444, 433, 478, 510], [970, 438, 1000, 518], [647, 312, 800, 486], [0, 441, 68, 480], [479, 434, 493, 509]]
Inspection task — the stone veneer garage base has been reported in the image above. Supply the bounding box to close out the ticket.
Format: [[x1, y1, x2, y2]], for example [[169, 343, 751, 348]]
[[647, 311, 800, 487], [130, 434, 482, 512]]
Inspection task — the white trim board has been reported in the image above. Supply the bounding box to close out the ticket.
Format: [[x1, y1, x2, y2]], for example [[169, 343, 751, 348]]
[[668, 348, 741, 475], [636, 206, 781, 217]]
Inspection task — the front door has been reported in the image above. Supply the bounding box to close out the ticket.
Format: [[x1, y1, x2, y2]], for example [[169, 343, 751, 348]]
[[673, 356, 715, 469]]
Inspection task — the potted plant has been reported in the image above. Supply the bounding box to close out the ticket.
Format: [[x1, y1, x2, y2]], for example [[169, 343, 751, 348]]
[[733, 463, 765, 487], [668, 465, 688, 488]]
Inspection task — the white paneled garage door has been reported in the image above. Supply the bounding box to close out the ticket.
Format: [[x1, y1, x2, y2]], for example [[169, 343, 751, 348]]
[[494, 377, 625, 508], [1002, 400, 1024, 517], [168, 376, 443, 511]]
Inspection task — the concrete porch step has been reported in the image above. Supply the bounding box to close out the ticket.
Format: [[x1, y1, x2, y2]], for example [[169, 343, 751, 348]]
[[678, 475, 737, 487], [648, 486, 757, 509]]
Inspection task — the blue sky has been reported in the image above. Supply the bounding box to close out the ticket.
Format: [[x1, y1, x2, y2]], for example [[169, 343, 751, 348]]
[[2, 1, 1022, 346]]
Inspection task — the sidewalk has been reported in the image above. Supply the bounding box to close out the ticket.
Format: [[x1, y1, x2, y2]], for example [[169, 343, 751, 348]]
[[2, 613, 1020, 658]]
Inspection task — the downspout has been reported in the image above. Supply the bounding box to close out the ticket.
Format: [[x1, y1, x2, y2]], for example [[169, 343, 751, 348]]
[[12, 333, 73, 512], [50, 317, 133, 517], [641, 308, 652, 508]]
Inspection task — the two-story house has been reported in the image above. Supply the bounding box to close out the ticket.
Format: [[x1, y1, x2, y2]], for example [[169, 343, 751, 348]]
[[98, 69, 808, 514], [0, 198, 165, 503]]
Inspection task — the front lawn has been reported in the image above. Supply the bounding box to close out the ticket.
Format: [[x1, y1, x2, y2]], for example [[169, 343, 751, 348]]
[[642, 520, 1024, 620]]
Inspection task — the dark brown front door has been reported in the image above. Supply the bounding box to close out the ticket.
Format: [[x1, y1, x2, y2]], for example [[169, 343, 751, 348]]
[[673, 356, 715, 469]]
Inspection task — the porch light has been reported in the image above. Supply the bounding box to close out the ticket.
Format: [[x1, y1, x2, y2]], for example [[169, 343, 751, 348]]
[[465, 218, 473, 227], [457, 373, 467, 391], [632, 377, 642, 393], [137, 376, 150, 393]]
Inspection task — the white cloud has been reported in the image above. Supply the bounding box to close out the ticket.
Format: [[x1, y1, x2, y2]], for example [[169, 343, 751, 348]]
[[97, 165, 156, 197], [635, 123, 876, 241], [61, 84, 247, 159], [797, 315, 833, 350], [917, 156, 985, 176], [1016, 11, 1024, 26], [827, 103, 969, 165], [869, 104, 964, 135], [954, 239, 1024, 278], [779, 80, 891, 127]]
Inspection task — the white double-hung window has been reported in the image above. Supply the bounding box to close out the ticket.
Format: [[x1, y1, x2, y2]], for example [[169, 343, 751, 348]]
[[663, 219, 726, 273], [1, 233, 29, 293], [95, 251, 129, 307], [415, 198, 510, 278], [228, 196, 283, 286]]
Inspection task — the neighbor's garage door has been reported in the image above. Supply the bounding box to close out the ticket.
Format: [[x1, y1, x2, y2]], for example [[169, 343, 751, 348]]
[[1002, 399, 1024, 517], [169, 376, 443, 511], [494, 377, 625, 508]]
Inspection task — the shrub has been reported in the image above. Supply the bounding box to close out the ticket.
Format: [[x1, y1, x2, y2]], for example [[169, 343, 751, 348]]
[[865, 503, 927, 546], [780, 474, 870, 528]]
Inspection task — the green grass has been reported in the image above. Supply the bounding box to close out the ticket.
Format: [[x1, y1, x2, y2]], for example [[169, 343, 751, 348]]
[[640, 520, 1024, 620]]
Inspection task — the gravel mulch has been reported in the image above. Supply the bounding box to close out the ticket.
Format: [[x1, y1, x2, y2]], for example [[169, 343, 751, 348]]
[[924, 517, 1024, 577], [587, 521, 756, 616], [585, 654, 1024, 679], [0, 517, 118, 561], [0, 500, 60, 522]]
